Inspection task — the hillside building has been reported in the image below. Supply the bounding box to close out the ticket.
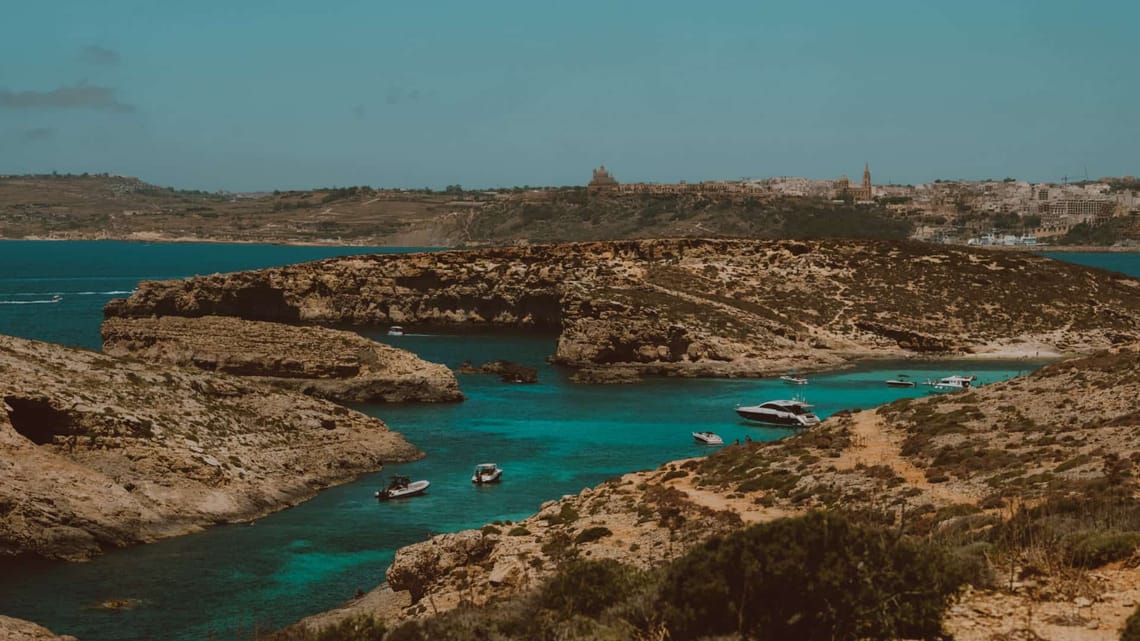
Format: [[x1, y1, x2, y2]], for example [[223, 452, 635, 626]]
[[588, 165, 619, 193], [836, 164, 873, 201]]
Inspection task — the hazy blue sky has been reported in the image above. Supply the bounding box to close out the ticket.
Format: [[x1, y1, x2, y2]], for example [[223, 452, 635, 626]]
[[1, 0, 1135, 190]]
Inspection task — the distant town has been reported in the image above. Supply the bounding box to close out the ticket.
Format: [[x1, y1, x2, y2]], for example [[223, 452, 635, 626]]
[[583, 164, 1140, 246]]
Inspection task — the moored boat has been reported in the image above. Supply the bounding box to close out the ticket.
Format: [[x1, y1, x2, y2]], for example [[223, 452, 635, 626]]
[[736, 399, 820, 428], [925, 375, 976, 392], [886, 374, 915, 388], [375, 475, 429, 500], [692, 431, 724, 445], [885, 379, 916, 388], [779, 373, 809, 385], [472, 463, 503, 484], [388, 325, 405, 336]]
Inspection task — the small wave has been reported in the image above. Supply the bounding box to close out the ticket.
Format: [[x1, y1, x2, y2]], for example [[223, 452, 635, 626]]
[[72, 290, 135, 295], [0, 298, 61, 305]]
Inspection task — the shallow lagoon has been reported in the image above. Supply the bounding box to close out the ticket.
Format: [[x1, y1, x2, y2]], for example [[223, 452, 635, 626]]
[[0, 243, 1130, 640]]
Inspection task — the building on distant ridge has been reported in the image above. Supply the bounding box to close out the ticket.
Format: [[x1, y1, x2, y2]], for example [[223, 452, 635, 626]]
[[588, 165, 619, 193], [835, 163, 873, 201]]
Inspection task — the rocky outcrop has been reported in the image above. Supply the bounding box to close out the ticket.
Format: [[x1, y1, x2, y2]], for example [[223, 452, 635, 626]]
[[455, 360, 538, 384], [0, 334, 420, 561], [0, 616, 77, 641], [104, 239, 1140, 378], [101, 316, 463, 404]]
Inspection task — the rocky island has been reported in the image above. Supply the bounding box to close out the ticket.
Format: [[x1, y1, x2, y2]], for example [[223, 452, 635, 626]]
[[101, 315, 463, 404], [0, 334, 420, 562], [105, 238, 1140, 378]]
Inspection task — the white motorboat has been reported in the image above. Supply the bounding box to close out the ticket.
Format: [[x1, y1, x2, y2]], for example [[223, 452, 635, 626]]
[[736, 399, 820, 428], [692, 431, 724, 445], [885, 374, 915, 388], [388, 325, 405, 336], [925, 375, 976, 392], [375, 475, 429, 500], [779, 373, 809, 385], [472, 463, 503, 484]]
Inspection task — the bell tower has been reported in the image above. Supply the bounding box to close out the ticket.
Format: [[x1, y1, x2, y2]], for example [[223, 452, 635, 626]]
[[862, 162, 872, 199]]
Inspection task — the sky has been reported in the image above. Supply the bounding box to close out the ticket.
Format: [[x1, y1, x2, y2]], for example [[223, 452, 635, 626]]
[[1, 0, 1136, 191]]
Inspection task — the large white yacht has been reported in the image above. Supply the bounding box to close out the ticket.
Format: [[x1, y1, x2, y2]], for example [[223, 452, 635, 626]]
[[735, 399, 820, 428]]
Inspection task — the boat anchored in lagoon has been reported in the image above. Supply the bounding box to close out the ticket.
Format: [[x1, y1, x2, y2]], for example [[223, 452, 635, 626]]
[[779, 372, 809, 385], [925, 375, 976, 392], [736, 399, 821, 428], [472, 463, 503, 484], [692, 431, 724, 445], [375, 475, 430, 500]]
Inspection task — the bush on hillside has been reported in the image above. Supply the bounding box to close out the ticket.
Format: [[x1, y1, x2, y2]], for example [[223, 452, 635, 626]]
[[1122, 604, 1140, 641], [655, 511, 967, 641]]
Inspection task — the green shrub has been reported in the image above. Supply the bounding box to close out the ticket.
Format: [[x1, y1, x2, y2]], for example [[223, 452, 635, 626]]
[[1121, 603, 1140, 641], [536, 558, 645, 618], [662, 469, 688, 482], [507, 526, 531, 536], [574, 526, 613, 544], [655, 511, 966, 641], [1070, 531, 1140, 568]]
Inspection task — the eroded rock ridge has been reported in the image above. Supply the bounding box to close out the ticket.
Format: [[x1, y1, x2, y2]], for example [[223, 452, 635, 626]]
[[105, 239, 1140, 377], [0, 334, 420, 561]]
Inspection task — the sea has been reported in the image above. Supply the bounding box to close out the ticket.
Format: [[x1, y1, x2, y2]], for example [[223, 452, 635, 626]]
[[0, 240, 1135, 641]]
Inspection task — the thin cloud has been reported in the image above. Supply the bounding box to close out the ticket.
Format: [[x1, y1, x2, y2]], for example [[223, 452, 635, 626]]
[[0, 84, 135, 113], [385, 87, 422, 105], [19, 127, 56, 142], [81, 45, 120, 66]]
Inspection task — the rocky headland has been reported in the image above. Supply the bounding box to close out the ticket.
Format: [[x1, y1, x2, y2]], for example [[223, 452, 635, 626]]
[[296, 343, 1140, 640], [0, 334, 420, 562], [105, 238, 1140, 379], [101, 315, 463, 404], [0, 616, 76, 641]]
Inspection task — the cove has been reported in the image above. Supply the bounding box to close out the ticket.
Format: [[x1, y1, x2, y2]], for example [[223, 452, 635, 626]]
[[0, 242, 1131, 641]]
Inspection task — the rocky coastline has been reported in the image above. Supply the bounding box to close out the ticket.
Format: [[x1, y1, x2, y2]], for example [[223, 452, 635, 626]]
[[0, 334, 420, 562], [292, 343, 1140, 640], [101, 315, 463, 404], [104, 238, 1140, 380]]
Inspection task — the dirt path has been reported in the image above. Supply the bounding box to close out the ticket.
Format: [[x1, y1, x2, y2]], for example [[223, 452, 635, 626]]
[[834, 410, 979, 506]]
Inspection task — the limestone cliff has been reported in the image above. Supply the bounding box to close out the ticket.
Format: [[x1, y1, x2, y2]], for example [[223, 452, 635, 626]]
[[105, 239, 1140, 377], [101, 316, 463, 404], [0, 334, 420, 561]]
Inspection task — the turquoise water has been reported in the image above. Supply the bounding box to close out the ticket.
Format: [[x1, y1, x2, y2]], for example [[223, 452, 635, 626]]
[[0, 244, 1131, 641], [0, 240, 430, 349]]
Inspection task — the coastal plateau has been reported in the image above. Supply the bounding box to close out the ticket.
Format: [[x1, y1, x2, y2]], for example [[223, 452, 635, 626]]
[[0, 334, 420, 562], [299, 344, 1140, 641], [105, 238, 1140, 378], [101, 315, 463, 404]]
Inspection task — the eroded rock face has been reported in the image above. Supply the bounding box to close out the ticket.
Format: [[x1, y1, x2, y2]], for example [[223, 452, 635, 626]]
[[0, 616, 78, 641], [101, 316, 463, 404], [0, 334, 421, 561], [104, 239, 1140, 377]]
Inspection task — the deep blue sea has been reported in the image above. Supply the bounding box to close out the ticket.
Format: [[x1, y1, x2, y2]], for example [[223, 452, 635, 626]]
[[0, 241, 1135, 641]]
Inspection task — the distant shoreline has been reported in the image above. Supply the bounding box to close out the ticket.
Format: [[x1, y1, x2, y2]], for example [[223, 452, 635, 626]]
[[2, 233, 1139, 253]]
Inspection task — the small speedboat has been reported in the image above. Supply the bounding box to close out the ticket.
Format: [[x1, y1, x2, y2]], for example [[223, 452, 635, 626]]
[[375, 475, 429, 501], [388, 325, 405, 336], [779, 373, 808, 385], [692, 431, 724, 445], [472, 463, 503, 484], [885, 375, 915, 388], [885, 380, 916, 388]]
